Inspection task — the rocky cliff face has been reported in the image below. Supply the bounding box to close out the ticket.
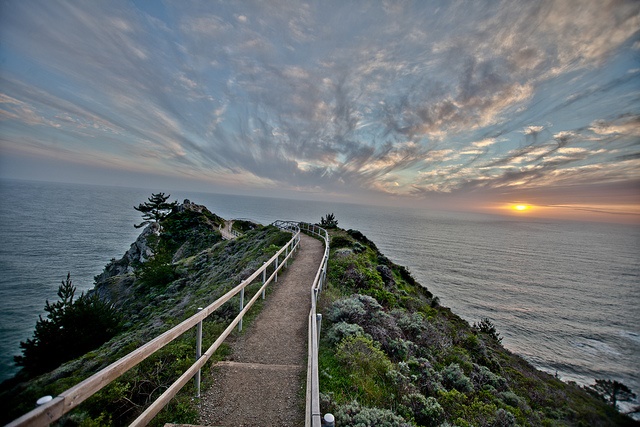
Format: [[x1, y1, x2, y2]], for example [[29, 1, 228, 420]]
[[94, 221, 160, 282], [92, 200, 222, 305], [95, 200, 213, 281], [91, 221, 159, 306]]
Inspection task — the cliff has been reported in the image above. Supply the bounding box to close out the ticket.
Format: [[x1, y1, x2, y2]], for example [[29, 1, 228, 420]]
[[2, 209, 636, 427], [0, 201, 290, 426], [318, 227, 637, 427]]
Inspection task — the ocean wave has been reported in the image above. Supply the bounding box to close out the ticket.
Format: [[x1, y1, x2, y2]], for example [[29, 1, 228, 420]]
[[570, 337, 621, 356]]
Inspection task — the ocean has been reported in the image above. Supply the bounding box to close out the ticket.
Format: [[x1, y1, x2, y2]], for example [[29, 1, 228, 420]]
[[1, 179, 638, 410]]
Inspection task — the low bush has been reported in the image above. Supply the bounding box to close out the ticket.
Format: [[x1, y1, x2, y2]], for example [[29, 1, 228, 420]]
[[335, 400, 411, 427], [442, 363, 474, 393], [326, 322, 367, 346], [331, 235, 353, 249], [401, 393, 445, 427]]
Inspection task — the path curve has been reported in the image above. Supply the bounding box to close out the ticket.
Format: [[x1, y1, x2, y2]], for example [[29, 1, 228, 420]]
[[198, 233, 324, 426], [219, 221, 237, 240]]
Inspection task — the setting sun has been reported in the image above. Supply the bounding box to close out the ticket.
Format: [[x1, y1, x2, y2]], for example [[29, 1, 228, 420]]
[[513, 204, 530, 211]]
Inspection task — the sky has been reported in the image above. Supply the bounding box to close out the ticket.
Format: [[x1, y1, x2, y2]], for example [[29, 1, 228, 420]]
[[0, 0, 639, 222]]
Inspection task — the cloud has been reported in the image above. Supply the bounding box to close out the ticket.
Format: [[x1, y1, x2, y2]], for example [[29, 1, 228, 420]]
[[0, 0, 638, 210], [472, 138, 497, 148], [524, 126, 545, 135], [590, 115, 640, 136]]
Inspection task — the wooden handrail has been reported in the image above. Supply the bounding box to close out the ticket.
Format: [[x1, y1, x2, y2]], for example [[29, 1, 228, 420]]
[[294, 222, 330, 427], [271, 220, 330, 426], [7, 223, 301, 427]]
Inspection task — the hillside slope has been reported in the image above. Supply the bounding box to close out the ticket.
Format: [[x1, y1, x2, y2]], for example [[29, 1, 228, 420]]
[[318, 228, 637, 427], [0, 200, 291, 426]]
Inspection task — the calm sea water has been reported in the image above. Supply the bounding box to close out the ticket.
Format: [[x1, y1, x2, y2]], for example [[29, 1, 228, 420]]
[[1, 180, 638, 409]]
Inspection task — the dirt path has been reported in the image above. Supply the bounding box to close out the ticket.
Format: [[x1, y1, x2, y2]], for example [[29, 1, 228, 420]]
[[198, 233, 324, 427], [219, 221, 237, 240]]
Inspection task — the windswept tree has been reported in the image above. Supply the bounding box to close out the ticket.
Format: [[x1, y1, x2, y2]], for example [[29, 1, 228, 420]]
[[320, 213, 339, 229], [588, 379, 637, 409], [134, 192, 178, 229]]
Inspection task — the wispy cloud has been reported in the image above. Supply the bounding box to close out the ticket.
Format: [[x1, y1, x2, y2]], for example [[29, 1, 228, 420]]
[[0, 0, 638, 211]]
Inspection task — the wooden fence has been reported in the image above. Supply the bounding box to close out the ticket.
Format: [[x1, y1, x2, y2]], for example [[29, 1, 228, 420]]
[[7, 222, 302, 427], [298, 222, 330, 427]]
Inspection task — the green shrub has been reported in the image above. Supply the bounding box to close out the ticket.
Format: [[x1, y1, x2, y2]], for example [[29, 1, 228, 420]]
[[437, 388, 468, 421], [135, 249, 178, 288], [337, 335, 392, 380], [408, 358, 444, 397], [326, 322, 367, 346], [471, 364, 507, 391], [442, 363, 473, 393], [232, 219, 258, 233], [386, 338, 416, 362], [353, 242, 366, 254], [346, 229, 379, 252], [376, 265, 395, 286], [394, 310, 425, 338], [498, 390, 523, 408], [331, 235, 354, 249], [473, 318, 502, 343], [326, 295, 369, 324], [494, 408, 517, 427], [402, 393, 445, 427], [335, 400, 411, 427], [362, 288, 397, 308]]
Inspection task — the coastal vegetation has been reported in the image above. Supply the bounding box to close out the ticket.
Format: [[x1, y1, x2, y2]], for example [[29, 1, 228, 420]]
[[14, 273, 123, 376], [587, 380, 638, 412], [1, 203, 636, 426], [0, 198, 291, 426], [133, 192, 178, 229], [320, 212, 339, 229], [318, 226, 637, 426]]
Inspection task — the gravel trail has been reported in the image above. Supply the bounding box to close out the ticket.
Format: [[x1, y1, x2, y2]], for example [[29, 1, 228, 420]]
[[198, 233, 324, 427]]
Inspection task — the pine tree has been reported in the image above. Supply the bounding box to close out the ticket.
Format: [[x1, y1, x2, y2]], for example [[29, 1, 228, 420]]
[[133, 192, 178, 228], [15, 273, 122, 376], [320, 213, 338, 228]]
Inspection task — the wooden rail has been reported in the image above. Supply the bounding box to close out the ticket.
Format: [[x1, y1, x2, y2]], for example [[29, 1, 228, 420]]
[[292, 222, 330, 427], [7, 223, 301, 427]]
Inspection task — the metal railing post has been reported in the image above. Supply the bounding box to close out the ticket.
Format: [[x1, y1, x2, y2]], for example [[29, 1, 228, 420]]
[[238, 288, 244, 332], [262, 263, 267, 299], [316, 313, 322, 346], [285, 246, 289, 267], [195, 307, 203, 398]]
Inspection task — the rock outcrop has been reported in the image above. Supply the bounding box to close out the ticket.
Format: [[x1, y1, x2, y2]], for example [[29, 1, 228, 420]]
[[92, 200, 223, 304], [94, 221, 160, 282]]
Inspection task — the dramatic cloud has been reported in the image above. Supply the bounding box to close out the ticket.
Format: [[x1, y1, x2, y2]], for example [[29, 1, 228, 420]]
[[0, 0, 638, 216]]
